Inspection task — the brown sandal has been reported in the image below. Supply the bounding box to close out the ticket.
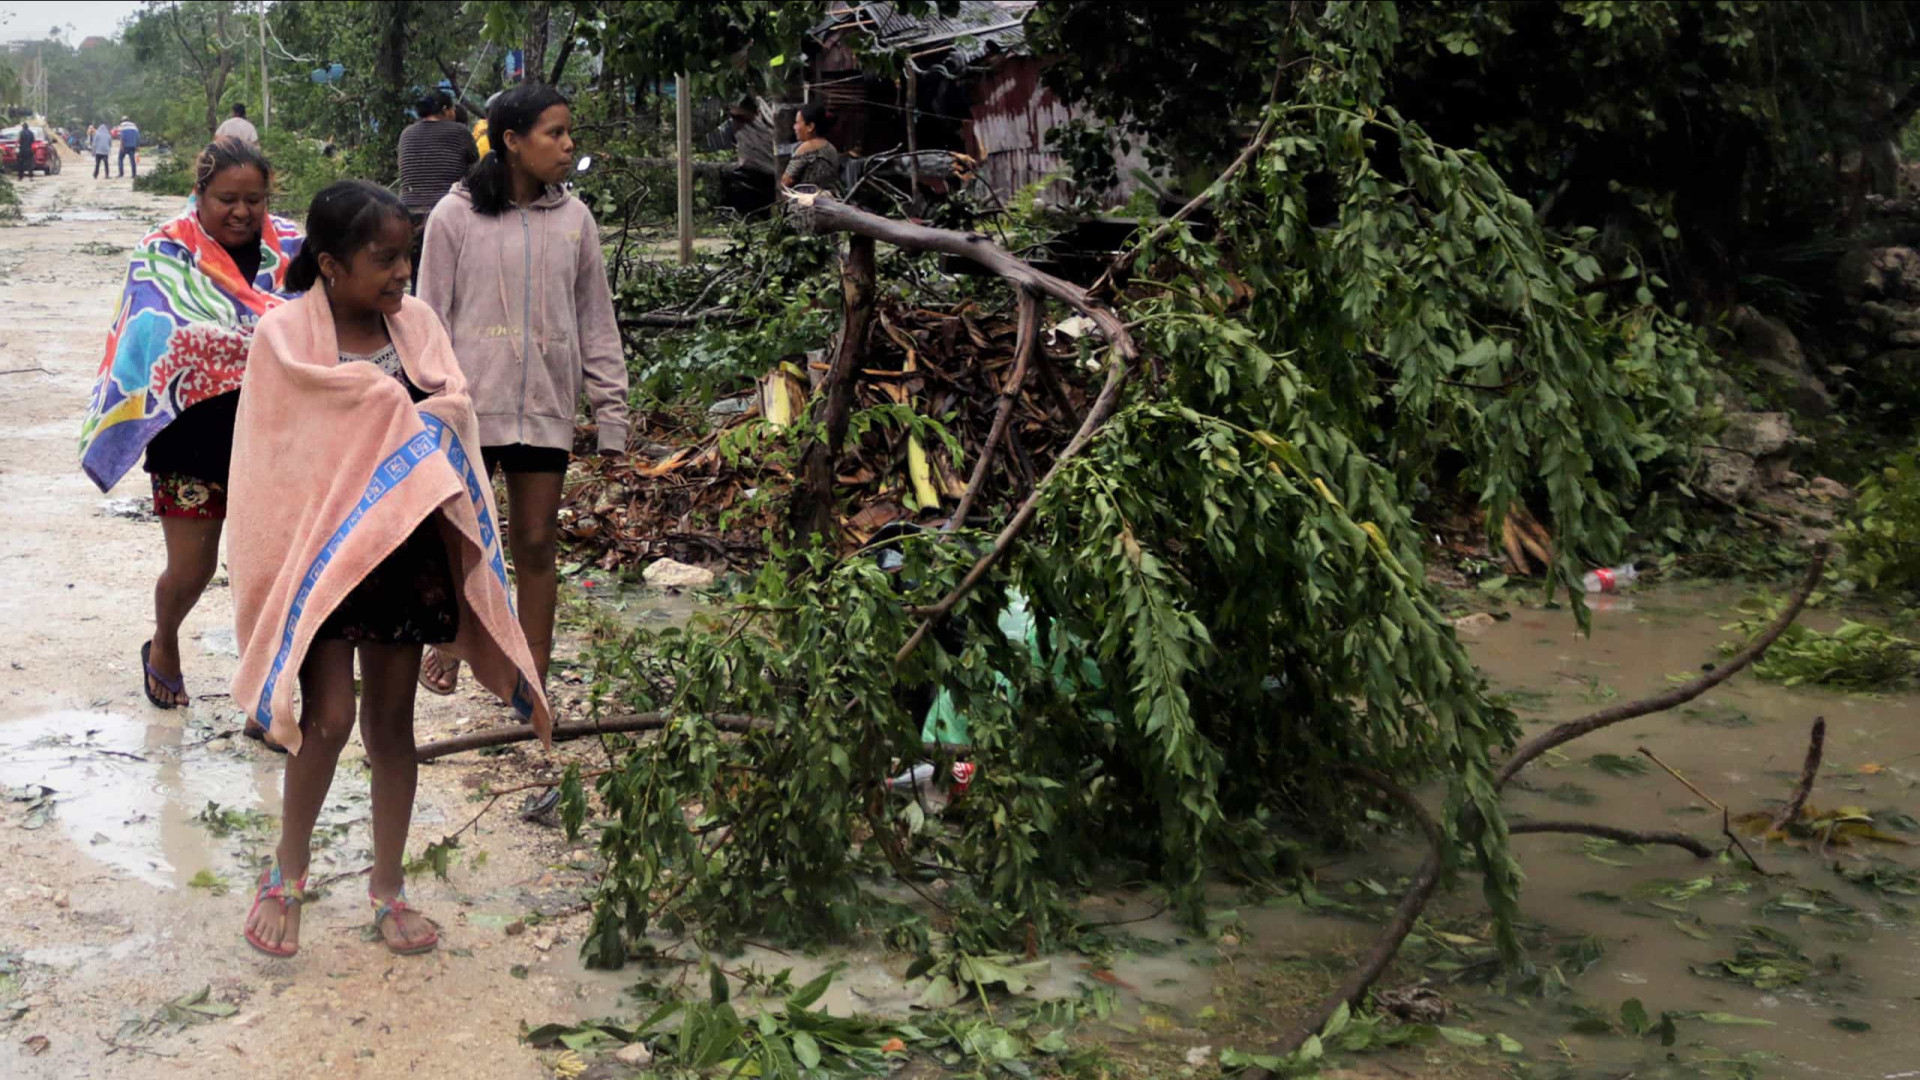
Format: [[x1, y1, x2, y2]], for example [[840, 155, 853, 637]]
[[418, 648, 460, 697]]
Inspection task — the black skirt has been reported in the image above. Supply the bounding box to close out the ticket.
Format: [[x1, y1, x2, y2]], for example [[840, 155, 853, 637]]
[[315, 517, 460, 645], [143, 391, 239, 483]]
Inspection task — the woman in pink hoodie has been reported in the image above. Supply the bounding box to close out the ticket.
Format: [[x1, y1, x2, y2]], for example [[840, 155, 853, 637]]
[[417, 84, 628, 696]]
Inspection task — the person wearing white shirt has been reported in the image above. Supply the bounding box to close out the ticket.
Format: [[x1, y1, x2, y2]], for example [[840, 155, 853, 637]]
[[215, 103, 260, 147]]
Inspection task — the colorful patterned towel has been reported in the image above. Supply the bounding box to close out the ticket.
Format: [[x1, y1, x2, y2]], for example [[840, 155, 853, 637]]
[[78, 206, 304, 491]]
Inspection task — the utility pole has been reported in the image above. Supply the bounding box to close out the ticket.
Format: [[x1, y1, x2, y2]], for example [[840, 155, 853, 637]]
[[258, 1, 270, 130], [676, 72, 693, 266]]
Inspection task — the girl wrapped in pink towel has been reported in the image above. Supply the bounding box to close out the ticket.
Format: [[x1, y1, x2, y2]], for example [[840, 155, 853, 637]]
[[227, 179, 552, 958]]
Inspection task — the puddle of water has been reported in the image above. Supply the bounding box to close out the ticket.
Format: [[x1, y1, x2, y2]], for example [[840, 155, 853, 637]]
[[583, 581, 708, 632], [0, 711, 374, 889], [1448, 582, 1920, 1077]]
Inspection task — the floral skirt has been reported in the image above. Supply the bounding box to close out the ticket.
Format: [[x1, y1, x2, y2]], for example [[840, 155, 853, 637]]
[[315, 517, 460, 645], [151, 472, 227, 519]]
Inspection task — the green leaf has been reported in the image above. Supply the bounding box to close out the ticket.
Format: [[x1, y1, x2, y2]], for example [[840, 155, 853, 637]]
[[1495, 1033, 1524, 1054], [1437, 1026, 1488, 1047], [791, 1031, 821, 1068], [915, 975, 963, 1010], [1620, 998, 1649, 1036], [787, 969, 835, 1011], [1321, 1001, 1351, 1039], [559, 765, 587, 841], [709, 964, 731, 1005]]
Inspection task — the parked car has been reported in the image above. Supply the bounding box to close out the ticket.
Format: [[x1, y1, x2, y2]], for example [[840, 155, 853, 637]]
[[1, 125, 62, 175]]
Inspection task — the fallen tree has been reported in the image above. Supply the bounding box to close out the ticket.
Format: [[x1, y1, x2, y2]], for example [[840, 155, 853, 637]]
[[446, 16, 1740, 1071]]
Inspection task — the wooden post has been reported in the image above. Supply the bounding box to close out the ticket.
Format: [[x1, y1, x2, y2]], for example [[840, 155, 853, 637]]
[[905, 64, 920, 209], [676, 72, 694, 266]]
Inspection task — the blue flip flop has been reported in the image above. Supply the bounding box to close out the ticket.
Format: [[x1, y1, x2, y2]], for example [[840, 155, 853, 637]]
[[140, 640, 186, 710]]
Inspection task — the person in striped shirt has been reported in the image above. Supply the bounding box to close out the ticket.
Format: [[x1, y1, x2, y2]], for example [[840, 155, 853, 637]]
[[398, 91, 479, 293]]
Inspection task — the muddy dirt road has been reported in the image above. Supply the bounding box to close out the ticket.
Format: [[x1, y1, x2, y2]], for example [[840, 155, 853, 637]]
[[0, 159, 630, 1079]]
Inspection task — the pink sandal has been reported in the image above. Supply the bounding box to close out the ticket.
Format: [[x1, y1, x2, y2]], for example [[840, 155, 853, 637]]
[[244, 864, 307, 958], [371, 890, 439, 956]]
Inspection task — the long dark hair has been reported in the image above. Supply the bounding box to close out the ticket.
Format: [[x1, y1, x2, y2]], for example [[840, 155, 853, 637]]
[[194, 136, 271, 193], [464, 83, 570, 217], [285, 180, 409, 293]]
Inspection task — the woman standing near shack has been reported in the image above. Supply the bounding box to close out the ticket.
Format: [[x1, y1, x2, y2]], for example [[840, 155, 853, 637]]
[[79, 138, 303, 739], [416, 83, 627, 699], [780, 103, 841, 194]]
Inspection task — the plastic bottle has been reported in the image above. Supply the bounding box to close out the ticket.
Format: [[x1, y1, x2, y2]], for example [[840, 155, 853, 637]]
[[1581, 563, 1638, 594]]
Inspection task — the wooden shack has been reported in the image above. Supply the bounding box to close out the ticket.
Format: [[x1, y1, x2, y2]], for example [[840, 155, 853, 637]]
[[793, 0, 1155, 208]]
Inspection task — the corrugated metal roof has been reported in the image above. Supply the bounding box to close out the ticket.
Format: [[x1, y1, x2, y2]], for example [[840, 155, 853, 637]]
[[814, 1, 1035, 61]]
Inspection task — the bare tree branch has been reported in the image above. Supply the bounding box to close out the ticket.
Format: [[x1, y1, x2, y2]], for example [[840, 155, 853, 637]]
[[946, 288, 1040, 531]]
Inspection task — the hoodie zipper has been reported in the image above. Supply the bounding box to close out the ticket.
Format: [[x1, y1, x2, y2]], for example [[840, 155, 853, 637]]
[[517, 204, 532, 443]]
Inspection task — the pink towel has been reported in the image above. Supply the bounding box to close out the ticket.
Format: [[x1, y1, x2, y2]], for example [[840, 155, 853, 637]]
[[229, 291, 552, 754]]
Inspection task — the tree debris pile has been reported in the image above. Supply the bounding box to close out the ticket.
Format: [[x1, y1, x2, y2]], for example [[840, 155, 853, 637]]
[[559, 297, 1096, 571]]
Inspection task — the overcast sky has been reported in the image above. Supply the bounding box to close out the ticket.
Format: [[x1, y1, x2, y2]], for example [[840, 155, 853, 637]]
[[0, 0, 145, 45]]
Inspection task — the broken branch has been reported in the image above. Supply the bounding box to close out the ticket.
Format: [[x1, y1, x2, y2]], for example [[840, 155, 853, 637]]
[[946, 288, 1040, 531], [777, 191, 1139, 665], [1509, 820, 1713, 858], [414, 713, 766, 764], [1243, 766, 1443, 1078], [619, 306, 742, 329], [1637, 745, 1767, 873], [1770, 716, 1826, 834]]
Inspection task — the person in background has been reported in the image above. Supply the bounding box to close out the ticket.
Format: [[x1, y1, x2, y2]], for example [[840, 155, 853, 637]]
[[15, 122, 32, 182], [780, 102, 840, 194], [397, 90, 479, 295], [416, 83, 628, 699], [78, 139, 304, 741], [215, 102, 259, 147], [117, 117, 140, 178], [90, 121, 112, 179]]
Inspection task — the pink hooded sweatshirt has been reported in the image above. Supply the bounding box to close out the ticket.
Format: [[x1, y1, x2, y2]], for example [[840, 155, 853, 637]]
[[418, 182, 628, 454]]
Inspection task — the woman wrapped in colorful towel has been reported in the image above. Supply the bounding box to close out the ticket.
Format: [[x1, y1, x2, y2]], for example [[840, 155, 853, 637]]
[[228, 180, 551, 957], [77, 138, 303, 732]]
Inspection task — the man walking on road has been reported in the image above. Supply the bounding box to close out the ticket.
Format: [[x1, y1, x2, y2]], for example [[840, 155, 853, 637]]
[[397, 90, 478, 293], [215, 103, 259, 147], [91, 122, 112, 179], [117, 118, 140, 178], [15, 123, 32, 181]]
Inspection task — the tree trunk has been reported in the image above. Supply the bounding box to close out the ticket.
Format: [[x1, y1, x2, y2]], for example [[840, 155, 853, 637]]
[[522, 2, 550, 85], [204, 7, 235, 137], [374, 0, 411, 179], [789, 234, 877, 546]]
